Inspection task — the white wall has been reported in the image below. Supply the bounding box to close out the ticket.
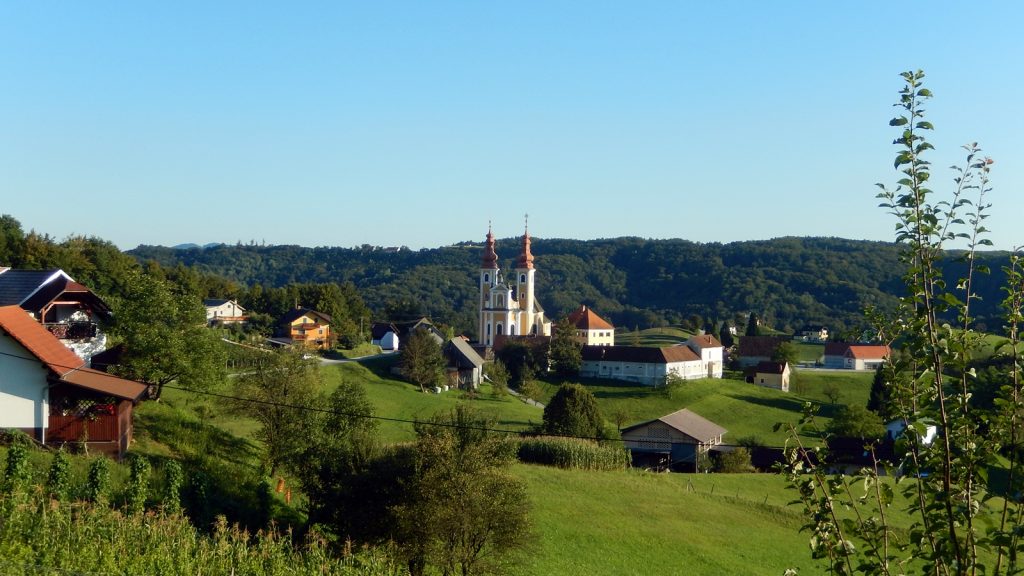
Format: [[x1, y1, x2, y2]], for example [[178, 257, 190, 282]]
[[0, 333, 49, 430]]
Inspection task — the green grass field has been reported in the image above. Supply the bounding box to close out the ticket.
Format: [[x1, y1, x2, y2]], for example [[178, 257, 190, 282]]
[[617, 326, 695, 347], [507, 463, 927, 576], [320, 360, 544, 443]]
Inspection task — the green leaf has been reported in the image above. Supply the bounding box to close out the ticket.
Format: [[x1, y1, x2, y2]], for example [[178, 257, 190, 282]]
[[889, 116, 909, 127]]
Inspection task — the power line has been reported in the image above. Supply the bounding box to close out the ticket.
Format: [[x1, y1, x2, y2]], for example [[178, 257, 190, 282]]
[[0, 348, 792, 451]]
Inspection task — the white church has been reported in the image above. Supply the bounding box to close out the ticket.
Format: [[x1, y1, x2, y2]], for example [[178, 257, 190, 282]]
[[478, 225, 552, 347]]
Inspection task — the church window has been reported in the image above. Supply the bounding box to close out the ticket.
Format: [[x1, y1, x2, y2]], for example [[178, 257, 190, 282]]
[[510, 323, 516, 335], [484, 273, 489, 283], [487, 324, 491, 336], [497, 294, 504, 307], [496, 323, 504, 335], [519, 274, 526, 283]]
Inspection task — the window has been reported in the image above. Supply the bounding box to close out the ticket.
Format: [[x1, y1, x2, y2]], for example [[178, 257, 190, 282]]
[[487, 324, 491, 336], [510, 323, 516, 335], [497, 324, 504, 335], [520, 274, 526, 283], [484, 273, 489, 283]]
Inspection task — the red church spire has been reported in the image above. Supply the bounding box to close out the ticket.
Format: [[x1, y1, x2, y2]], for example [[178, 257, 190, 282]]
[[481, 223, 498, 269], [516, 215, 534, 270]]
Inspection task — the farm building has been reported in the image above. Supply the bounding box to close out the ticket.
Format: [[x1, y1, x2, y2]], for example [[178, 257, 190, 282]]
[[620, 408, 727, 472]]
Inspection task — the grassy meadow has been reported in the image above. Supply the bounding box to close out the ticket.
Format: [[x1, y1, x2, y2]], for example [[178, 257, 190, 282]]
[[530, 369, 873, 446]]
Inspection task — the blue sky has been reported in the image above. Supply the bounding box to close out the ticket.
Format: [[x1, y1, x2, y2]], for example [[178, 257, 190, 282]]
[[2, 2, 1021, 250]]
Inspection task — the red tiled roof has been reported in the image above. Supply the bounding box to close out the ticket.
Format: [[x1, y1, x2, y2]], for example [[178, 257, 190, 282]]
[[846, 345, 890, 360], [688, 334, 723, 349], [62, 368, 149, 401], [582, 345, 699, 363], [0, 305, 85, 376], [566, 305, 614, 331], [754, 361, 788, 375], [824, 342, 850, 356], [738, 336, 786, 358]]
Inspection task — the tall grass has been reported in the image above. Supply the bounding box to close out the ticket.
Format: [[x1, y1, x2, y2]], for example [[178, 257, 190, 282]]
[[517, 436, 630, 471]]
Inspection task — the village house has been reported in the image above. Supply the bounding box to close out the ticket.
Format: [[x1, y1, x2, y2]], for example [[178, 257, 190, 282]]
[[0, 306, 148, 458], [620, 408, 727, 472], [747, 361, 791, 392], [566, 305, 615, 346], [823, 342, 891, 370], [798, 325, 829, 343], [0, 267, 111, 362], [276, 307, 332, 350], [203, 298, 248, 326], [371, 317, 444, 351]]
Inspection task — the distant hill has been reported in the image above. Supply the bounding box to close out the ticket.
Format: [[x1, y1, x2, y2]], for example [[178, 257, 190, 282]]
[[171, 242, 224, 250], [128, 237, 1013, 339]]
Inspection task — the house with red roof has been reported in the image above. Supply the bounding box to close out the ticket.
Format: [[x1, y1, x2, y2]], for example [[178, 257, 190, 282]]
[[0, 305, 147, 458], [823, 343, 891, 370], [566, 305, 615, 346], [686, 334, 724, 378], [580, 345, 708, 385]]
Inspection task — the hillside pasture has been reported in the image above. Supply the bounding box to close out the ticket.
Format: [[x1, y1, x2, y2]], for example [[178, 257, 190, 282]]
[[509, 464, 923, 576], [321, 360, 543, 443], [555, 370, 873, 446]]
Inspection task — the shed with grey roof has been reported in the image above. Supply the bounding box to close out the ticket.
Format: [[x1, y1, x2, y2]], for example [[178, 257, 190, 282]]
[[620, 408, 727, 472]]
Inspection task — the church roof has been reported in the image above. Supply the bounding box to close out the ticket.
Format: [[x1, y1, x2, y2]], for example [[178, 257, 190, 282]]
[[516, 229, 534, 269], [567, 305, 614, 330], [481, 227, 498, 270]]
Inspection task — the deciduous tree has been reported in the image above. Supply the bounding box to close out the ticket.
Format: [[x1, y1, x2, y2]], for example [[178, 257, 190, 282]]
[[401, 329, 445, 393]]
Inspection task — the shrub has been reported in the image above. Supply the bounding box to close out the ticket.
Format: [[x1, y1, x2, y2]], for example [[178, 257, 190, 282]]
[[715, 447, 755, 473]]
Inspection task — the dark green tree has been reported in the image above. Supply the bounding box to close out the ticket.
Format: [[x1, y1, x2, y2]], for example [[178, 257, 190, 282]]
[[719, 321, 735, 348], [542, 383, 605, 439], [401, 329, 445, 393], [866, 365, 889, 419], [745, 312, 760, 337], [548, 319, 582, 377], [826, 405, 886, 442], [771, 341, 799, 366]]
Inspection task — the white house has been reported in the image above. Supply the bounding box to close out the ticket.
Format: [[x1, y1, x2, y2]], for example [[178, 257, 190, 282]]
[[204, 299, 248, 325], [566, 305, 615, 346], [0, 305, 147, 458], [685, 334, 724, 378], [371, 323, 400, 351], [824, 343, 891, 370], [580, 345, 706, 385]]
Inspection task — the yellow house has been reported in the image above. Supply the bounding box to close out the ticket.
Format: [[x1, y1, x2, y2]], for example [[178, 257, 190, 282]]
[[748, 361, 791, 392], [278, 308, 332, 350]]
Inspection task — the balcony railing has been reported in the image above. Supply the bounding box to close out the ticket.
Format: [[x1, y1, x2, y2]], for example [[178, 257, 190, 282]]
[[45, 322, 98, 340]]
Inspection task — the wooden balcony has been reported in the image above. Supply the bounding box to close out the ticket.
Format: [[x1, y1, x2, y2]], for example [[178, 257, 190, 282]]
[[44, 321, 98, 340]]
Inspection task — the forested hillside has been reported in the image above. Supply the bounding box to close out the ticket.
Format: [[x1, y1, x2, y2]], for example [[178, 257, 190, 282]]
[[128, 236, 1016, 339]]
